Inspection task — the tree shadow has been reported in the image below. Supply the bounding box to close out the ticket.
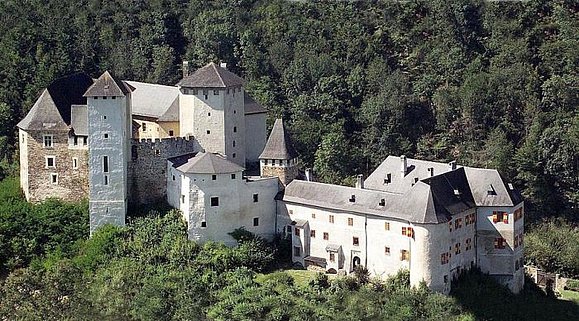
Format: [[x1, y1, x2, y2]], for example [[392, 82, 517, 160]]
[[450, 269, 579, 321]]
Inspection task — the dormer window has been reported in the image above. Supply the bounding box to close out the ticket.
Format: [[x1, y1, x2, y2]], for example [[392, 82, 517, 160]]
[[379, 199, 386, 206], [349, 195, 356, 203], [454, 189, 461, 196], [213, 90, 219, 95], [487, 184, 496, 195], [384, 173, 392, 184], [43, 135, 53, 148]]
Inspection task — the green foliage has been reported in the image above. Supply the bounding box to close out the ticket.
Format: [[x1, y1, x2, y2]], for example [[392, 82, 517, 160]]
[[525, 219, 579, 278]]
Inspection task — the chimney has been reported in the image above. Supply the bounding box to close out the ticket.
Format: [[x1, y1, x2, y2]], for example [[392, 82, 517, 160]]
[[400, 155, 407, 177], [449, 161, 457, 171], [220, 62, 227, 69], [356, 174, 364, 189], [182, 61, 190, 78], [305, 168, 313, 182], [427, 167, 434, 177]]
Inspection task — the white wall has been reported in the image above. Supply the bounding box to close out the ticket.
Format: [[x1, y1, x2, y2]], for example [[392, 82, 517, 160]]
[[244, 113, 266, 163]]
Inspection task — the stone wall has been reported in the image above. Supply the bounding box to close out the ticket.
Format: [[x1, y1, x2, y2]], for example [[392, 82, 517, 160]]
[[24, 130, 88, 202], [129, 137, 200, 205], [261, 164, 298, 185]]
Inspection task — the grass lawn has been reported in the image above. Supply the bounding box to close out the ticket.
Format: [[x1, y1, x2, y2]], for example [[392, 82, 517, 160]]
[[256, 269, 336, 287], [560, 290, 579, 304]]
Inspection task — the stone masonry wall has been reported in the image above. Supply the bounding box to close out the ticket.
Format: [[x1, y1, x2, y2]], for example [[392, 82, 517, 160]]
[[261, 164, 298, 186], [129, 137, 200, 205], [25, 130, 89, 202]]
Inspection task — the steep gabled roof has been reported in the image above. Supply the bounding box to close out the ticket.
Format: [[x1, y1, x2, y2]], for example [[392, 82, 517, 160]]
[[463, 167, 522, 207], [84, 71, 133, 97], [169, 152, 244, 174], [244, 93, 267, 115], [18, 72, 93, 131], [259, 119, 299, 160], [125, 81, 179, 118], [177, 62, 245, 88], [158, 96, 180, 122], [70, 105, 88, 136]]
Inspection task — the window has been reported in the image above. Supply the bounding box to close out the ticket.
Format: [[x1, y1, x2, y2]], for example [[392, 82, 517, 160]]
[[253, 217, 259, 226], [449, 221, 453, 232], [384, 173, 392, 184], [103, 96, 107, 100], [103, 133, 109, 139], [379, 198, 386, 206], [208, 112, 211, 116], [492, 211, 508, 224], [45, 156, 55, 168], [348, 218, 354, 226], [329, 253, 335, 262], [441, 252, 450, 265], [212, 175, 217, 181], [104, 175, 109, 186], [83, 137, 88, 145], [201, 221, 207, 228], [172, 175, 175, 181], [43, 135, 53, 148], [323, 232, 329, 240], [102, 115, 107, 120], [311, 213, 316, 219], [494, 237, 506, 249], [310, 230, 316, 238], [349, 194, 356, 202], [402, 227, 414, 238], [400, 250, 409, 261], [192, 89, 198, 95], [294, 228, 300, 236], [293, 246, 301, 257], [232, 153, 236, 158], [384, 222, 390, 230], [73, 136, 78, 146], [50, 173, 58, 184], [444, 275, 448, 284], [514, 208, 523, 221], [213, 90, 219, 95], [455, 218, 462, 229], [203, 90, 208, 99], [231, 173, 236, 179], [286, 226, 292, 233], [353, 237, 359, 246], [72, 158, 78, 169], [169, 130, 174, 137], [210, 197, 219, 207], [181, 195, 185, 203], [103, 156, 109, 173], [142, 123, 147, 131], [253, 193, 259, 202], [233, 127, 237, 133], [466, 238, 472, 251], [385, 247, 390, 255], [206, 130, 211, 135], [455, 243, 461, 255], [329, 215, 334, 223], [233, 110, 236, 114], [232, 140, 236, 147]]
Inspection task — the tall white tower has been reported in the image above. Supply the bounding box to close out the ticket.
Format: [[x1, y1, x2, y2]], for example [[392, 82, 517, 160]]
[[177, 62, 246, 166], [84, 71, 133, 235]]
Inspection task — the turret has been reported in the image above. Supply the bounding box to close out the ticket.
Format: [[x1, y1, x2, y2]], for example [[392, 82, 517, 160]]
[[84, 71, 134, 235], [259, 119, 299, 185]]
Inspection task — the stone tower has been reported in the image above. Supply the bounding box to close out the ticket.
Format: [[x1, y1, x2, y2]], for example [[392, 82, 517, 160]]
[[84, 71, 134, 235], [259, 119, 299, 185], [177, 62, 246, 166]]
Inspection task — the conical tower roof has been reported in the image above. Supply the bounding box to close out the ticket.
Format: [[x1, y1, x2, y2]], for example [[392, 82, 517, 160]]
[[259, 119, 299, 160]]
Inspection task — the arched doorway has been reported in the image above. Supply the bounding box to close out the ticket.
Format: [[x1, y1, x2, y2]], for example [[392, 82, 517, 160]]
[[352, 256, 361, 268]]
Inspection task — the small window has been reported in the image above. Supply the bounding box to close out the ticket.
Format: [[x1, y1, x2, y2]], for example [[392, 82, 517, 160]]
[[155, 149, 161, 156], [294, 228, 300, 236], [310, 230, 316, 238], [208, 112, 211, 116], [169, 130, 174, 137], [172, 175, 175, 181], [329, 253, 335, 262], [384, 222, 390, 230], [102, 115, 107, 120], [45, 156, 55, 168], [286, 226, 292, 233], [385, 247, 390, 255], [212, 175, 217, 181], [492, 211, 509, 224], [233, 110, 236, 114], [206, 130, 211, 135], [103, 96, 107, 100], [233, 126, 237, 133], [43, 135, 53, 148], [329, 215, 334, 223], [104, 175, 109, 186], [444, 275, 448, 283], [111, 96, 116, 100], [72, 158, 78, 169], [400, 250, 409, 261], [213, 90, 219, 95], [231, 173, 236, 179], [73, 136, 78, 146], [233, 140, 236, 147], [253, 193, 259, 202], [50, 173, 58, 184], [103, 156, 109, 173], [494, 237, 506, 249], [293, 246, 301, 257], [192, 89, 198, 95], [353, 237, 359, 246], [201, 221, 207, 227], [83, 137, 88, 145], [349, 195, 356, 202], [181, 195, 185, 203], [311, 213, 316, 219], [210, 196, 219, 207], [348, 218, 353, 226], [323, 232, 329, 240], [103, 133, 109, 139], [142, 123, 147, 131], [379, 199, 386, 206], [253, 217, 259, 226], [232, 153, 236, 158]]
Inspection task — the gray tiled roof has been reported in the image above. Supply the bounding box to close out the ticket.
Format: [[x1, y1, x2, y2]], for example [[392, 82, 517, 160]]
[[70, 105, 88, 136], [177, 62, 245, 88], [464, 167, 522, 207], [125, 81, 179, 118], [259, 119, 299, 160], [84, 71, 133, 97], [244, 93, 267, 115], [18, 73, 94, 131], [158, 96, 180, 122], [169, 152, 244, 174]]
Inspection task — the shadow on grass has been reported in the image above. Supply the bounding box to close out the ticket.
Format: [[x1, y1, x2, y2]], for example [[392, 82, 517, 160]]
[[451, 269, 579, 321]]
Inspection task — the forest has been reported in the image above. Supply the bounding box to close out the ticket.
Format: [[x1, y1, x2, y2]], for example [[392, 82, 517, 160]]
[[0, 0, 577, 319]]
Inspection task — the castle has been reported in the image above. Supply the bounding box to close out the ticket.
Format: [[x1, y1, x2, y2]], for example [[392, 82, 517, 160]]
[[17, 62, 524, 294]]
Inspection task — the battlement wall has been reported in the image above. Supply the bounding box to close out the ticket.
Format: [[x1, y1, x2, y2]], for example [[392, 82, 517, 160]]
[[128, 136, 201, 205]]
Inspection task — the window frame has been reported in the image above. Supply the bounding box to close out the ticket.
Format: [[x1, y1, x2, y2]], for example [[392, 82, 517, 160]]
[[210, 196, 219, 207], [43, 135, 54, 148], [45, 156, 56, 169]]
